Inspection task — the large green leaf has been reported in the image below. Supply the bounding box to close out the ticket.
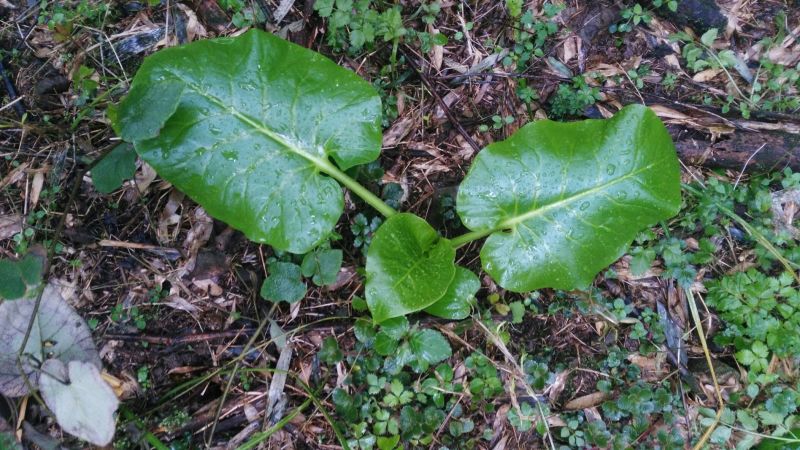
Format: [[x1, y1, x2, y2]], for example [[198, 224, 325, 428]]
[[366, 214, 456, 323], [114, 30, 382, 253], [457, 105, 681, 292]]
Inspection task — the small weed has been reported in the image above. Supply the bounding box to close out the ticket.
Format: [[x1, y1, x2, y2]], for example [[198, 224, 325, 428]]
[[671, 26, 800, 118], [707, 269, 799, 383], [218, 0, 266, 28], [328, 319, 473, 448], [136, 365, 151, 390], [159, 410, 190, 433], [503, 3, 562, 69], [610, 3, 651, 33], [478, 114, 514, 132], [38, 0, 113, 32], [111, 304, 147, 330], [549, 75, 602, 118], [351, 213, 383, 255], [623, 64, 651, 90], [661, 71, 679, 91]]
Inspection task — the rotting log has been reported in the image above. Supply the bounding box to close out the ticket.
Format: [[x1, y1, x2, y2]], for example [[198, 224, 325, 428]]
[[675, 131, 800, 173]]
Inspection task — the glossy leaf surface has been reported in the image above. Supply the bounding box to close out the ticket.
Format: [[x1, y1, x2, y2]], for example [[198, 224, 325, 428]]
[[114, 30, 382, 253], [457, 105, 681, 291], [424, 267, 479, 320], [366, 214, 455, 323]]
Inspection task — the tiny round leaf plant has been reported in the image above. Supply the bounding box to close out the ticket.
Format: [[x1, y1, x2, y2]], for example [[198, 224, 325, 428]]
[[113, 29, 389, 254]]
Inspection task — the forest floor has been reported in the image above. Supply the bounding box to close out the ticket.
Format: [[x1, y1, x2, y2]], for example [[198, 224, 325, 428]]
[[1, 0, 800, 449]]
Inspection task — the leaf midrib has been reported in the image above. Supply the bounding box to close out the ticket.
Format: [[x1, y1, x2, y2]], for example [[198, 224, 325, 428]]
[[497, 163, 657, 230], [192, 86, 329, 169]]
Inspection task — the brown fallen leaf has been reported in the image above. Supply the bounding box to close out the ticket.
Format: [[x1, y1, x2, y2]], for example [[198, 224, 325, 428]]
[[564, 391, 609, 410], [692, 68, 722, 82], [157, 190, 185, 245], [0, 162, 27, 190], [29, 170, 45, 209], [628, 353, 669, 382], [0, 215, 22, 240], [546, 370, 569, 402]]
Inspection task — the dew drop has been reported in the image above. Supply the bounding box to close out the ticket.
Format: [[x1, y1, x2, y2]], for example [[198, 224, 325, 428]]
[[606, 164, 616, 176], [579, 201, 590, 211], [617, 191, 628, 200]]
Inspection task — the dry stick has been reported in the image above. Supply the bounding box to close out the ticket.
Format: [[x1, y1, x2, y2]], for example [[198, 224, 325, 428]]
[[204, 303, 277, 447], [104, 328, 255, 346], [0, 59, 26, 117], [0, 96, 24, 114], [732, 143, 766, 190], [685, 288, 725, 450], [474, 320, 556, 450], [400, 46, 482, 154]]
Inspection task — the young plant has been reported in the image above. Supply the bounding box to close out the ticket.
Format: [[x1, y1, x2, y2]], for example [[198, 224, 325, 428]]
[[112, 30, 682, 323]]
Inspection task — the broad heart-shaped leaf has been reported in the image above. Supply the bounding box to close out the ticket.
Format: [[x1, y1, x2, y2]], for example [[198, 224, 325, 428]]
[[114, 30, 382, 253], [366, 214, 456, 323], [0, 283, 101, 397], [457, 105, 681, 292], [39, 359, 119, 446], [424, 267, 479, 320]]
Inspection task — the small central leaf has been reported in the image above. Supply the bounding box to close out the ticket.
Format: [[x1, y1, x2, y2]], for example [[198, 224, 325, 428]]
[[114, 30, 382, 253], [366, 214, 456, 323], [457, 105, 681, 292]]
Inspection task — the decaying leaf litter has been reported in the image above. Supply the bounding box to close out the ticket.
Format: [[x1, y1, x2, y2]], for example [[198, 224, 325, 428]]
[[1, 0, 799, 448]]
